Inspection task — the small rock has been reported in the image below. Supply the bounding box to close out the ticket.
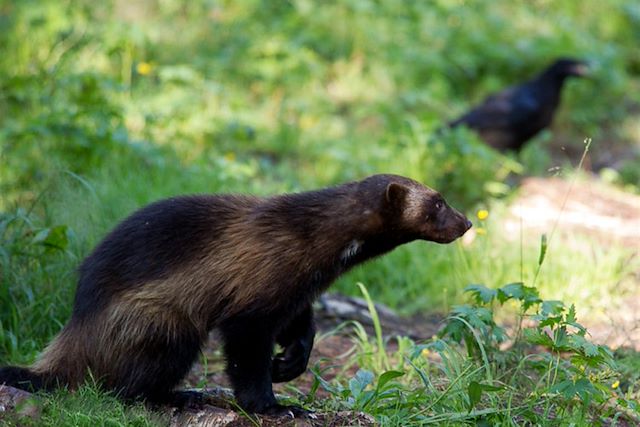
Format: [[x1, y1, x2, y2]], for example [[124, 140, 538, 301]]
[[0, 385, 40, 421]]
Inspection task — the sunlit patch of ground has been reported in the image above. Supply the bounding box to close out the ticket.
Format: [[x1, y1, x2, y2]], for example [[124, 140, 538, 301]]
[[506, 177, 640, 248]]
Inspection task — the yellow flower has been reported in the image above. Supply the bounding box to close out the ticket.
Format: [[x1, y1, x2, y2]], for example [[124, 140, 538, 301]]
[[476, 227, 487, 235], [136, 62, 153, 76], [299, 114, 316, 130], [612, 380, 620, 389], [421, 348, 430, 358], [477, 209, 489, 220]]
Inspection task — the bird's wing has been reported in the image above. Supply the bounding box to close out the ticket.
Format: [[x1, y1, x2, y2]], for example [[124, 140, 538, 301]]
[[453, 85, 540, 130]]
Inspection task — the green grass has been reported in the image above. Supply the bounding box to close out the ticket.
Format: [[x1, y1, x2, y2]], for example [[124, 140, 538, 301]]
[[1, 0, 639, 425], [280, 278, 639, 426], [2, 385, 167, 427]]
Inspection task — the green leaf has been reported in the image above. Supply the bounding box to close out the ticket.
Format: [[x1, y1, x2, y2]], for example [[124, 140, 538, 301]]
[[541, 300, 565, 316], [538, 315, 562, 328], [468, 381, 483, 411], [464, 284, 496, 304], [523, 328, 554, 348], [376, 370, 404, 391], [310, 368, 342, 395], [358, 390, 376, 408], [550, 379, 574, 398], [496, 282, 524, 303], [32, 225, 69, 251], [467, 381, 503, 411], [538, 234, 548, 266], [521, 286, 542, 311], [574, 377, 597, 399], [569, 335, 601, 358], [553, 328, 570, 349], [566, 304, 577, 324], [349, 370, 374, 398]]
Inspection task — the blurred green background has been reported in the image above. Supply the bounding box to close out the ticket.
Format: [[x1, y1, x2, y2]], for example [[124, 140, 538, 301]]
[[1, 0, 639, 363]]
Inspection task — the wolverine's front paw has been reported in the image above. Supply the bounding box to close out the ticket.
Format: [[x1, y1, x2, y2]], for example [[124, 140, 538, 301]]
[[271, 340, 311, 383], [271, 353, 307, 383]]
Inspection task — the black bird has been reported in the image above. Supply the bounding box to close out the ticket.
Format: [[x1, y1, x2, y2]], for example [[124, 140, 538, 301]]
[[449, 58, 589, 152]]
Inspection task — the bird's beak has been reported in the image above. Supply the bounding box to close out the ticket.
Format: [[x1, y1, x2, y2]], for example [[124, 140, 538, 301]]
[[572, 63, 590, 77]]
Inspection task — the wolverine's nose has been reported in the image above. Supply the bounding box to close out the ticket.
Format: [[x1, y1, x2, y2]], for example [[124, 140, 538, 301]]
[[465, 219, 473, 230]]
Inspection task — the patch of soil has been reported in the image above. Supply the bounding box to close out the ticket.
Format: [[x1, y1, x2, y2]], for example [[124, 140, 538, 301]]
[[585, 295, 640, 351], [165, 388, 376, 427], [504, 176, 640, 247]]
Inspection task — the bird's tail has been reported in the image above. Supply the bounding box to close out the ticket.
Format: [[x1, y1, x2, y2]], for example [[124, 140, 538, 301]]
[[0, 365, 53, 392]]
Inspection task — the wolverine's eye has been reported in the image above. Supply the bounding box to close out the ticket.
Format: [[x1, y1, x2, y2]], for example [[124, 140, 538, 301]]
[[435, 201, 443, 210]]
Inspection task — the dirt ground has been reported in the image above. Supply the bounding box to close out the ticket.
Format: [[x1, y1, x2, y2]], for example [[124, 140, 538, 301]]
[[504, 176, 640, 248]]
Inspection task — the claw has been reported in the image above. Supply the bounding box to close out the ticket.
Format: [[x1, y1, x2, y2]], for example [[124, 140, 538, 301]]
[[262, 404, 312, 418]]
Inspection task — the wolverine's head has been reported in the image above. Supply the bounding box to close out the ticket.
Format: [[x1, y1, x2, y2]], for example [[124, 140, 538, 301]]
[[359, 174, 472, 244]]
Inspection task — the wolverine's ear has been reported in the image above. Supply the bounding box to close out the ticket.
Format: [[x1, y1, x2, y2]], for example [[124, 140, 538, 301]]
[[385, 183, 408, 207]]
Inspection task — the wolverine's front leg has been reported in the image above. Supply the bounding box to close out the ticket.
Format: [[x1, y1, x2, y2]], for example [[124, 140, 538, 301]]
[[271, 304, 315, 383], [219, 316, 307, 417]]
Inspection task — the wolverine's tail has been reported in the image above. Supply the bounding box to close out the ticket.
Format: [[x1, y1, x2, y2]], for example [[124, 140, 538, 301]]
[[0, 366, 51, 392]]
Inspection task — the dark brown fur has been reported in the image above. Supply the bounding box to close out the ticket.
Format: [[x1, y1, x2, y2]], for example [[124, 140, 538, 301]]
[[0, 174, 471, 415]]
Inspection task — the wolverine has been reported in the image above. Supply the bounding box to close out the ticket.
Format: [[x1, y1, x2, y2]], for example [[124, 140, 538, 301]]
[[0, 174, 471, 416]]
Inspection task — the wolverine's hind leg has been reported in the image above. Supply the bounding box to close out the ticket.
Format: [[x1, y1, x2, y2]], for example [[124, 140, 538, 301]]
[[219, 316, 277, 413], [101, 312, 203, 404]]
